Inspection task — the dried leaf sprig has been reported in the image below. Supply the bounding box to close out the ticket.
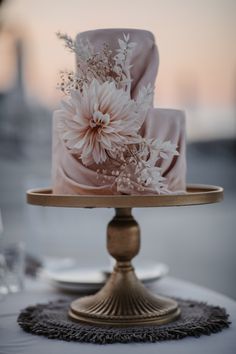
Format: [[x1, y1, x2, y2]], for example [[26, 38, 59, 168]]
[[96, 140, 179, 194], [56, 32, 137, 93]]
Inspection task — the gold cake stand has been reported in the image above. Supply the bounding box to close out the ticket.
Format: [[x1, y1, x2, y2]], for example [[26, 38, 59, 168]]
[[27, 184, 223, 327]]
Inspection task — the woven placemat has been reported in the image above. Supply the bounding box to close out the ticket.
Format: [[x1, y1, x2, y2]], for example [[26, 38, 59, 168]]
[[17, 298, 230, 344]]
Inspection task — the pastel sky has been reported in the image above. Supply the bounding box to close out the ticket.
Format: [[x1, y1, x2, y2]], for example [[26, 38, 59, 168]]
[[1, 0, 236, 110]]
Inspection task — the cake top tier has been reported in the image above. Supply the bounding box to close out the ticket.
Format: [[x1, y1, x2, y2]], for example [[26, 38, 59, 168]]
[[75, 28, 159, 101]]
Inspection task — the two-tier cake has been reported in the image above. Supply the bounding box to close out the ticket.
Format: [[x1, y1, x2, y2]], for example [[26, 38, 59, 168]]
[[52, 29, 186, 195]]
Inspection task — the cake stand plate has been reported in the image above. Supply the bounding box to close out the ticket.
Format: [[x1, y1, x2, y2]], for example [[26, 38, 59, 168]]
[[27, 184, 223, 208], [27, 184, 223, 327]]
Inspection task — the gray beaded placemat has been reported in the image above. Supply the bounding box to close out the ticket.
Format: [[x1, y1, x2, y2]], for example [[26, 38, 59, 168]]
[[17, 298, 230, 344]]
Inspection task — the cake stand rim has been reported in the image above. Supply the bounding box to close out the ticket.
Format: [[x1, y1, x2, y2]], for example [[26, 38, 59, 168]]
[[26, 184, 223, 208]]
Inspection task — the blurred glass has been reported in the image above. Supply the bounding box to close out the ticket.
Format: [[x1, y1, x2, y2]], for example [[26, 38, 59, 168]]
[[3, 243, 25, 293], [0, 254, 8, 299], [0, 211, 25, 296]]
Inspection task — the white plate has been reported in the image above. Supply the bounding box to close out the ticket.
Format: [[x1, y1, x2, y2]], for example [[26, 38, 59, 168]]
[[40, 259, 168, 293]]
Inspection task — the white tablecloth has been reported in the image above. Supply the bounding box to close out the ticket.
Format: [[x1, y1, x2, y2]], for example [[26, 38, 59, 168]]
[[0, 277, 235, 354]]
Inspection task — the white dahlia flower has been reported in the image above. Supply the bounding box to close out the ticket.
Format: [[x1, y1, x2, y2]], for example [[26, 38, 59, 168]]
[[56, 79, 144, 165]]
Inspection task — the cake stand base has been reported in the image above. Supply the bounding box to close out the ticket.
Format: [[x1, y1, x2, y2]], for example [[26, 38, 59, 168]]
[[27, 184, 223, 327], [69, 208, 180, 326]]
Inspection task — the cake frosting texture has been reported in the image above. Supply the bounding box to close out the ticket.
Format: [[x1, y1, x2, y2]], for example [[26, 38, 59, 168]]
[[52, 29, 186, 195]]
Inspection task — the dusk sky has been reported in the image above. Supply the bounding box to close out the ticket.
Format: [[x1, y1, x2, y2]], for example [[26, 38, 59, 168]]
[[0, 0, 236, 139]]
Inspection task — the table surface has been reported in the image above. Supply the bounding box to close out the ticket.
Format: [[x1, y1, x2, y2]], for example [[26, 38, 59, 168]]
[[0, 277, 235, 354]]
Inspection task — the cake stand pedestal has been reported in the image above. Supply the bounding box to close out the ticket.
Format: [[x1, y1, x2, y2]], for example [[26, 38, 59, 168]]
[[27, 184, 223, 327]]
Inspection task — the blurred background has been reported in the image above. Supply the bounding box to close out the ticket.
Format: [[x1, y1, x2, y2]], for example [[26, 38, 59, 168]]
[[0, 0, 235, 297]]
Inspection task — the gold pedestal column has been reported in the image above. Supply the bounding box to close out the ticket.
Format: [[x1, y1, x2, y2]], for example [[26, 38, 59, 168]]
[[69, 208, 180, 326]]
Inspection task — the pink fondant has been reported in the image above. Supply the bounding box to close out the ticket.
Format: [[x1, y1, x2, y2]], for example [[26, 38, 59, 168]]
[[52, 29, 186, 195]]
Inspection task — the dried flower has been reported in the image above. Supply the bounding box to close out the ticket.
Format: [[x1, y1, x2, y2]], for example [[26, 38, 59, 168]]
[[56, 79, 144, 165], [57, 32, 138, 93]]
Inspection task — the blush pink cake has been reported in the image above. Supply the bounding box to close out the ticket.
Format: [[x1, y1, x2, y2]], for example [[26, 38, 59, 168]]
[[52, 29, 186, 195]]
